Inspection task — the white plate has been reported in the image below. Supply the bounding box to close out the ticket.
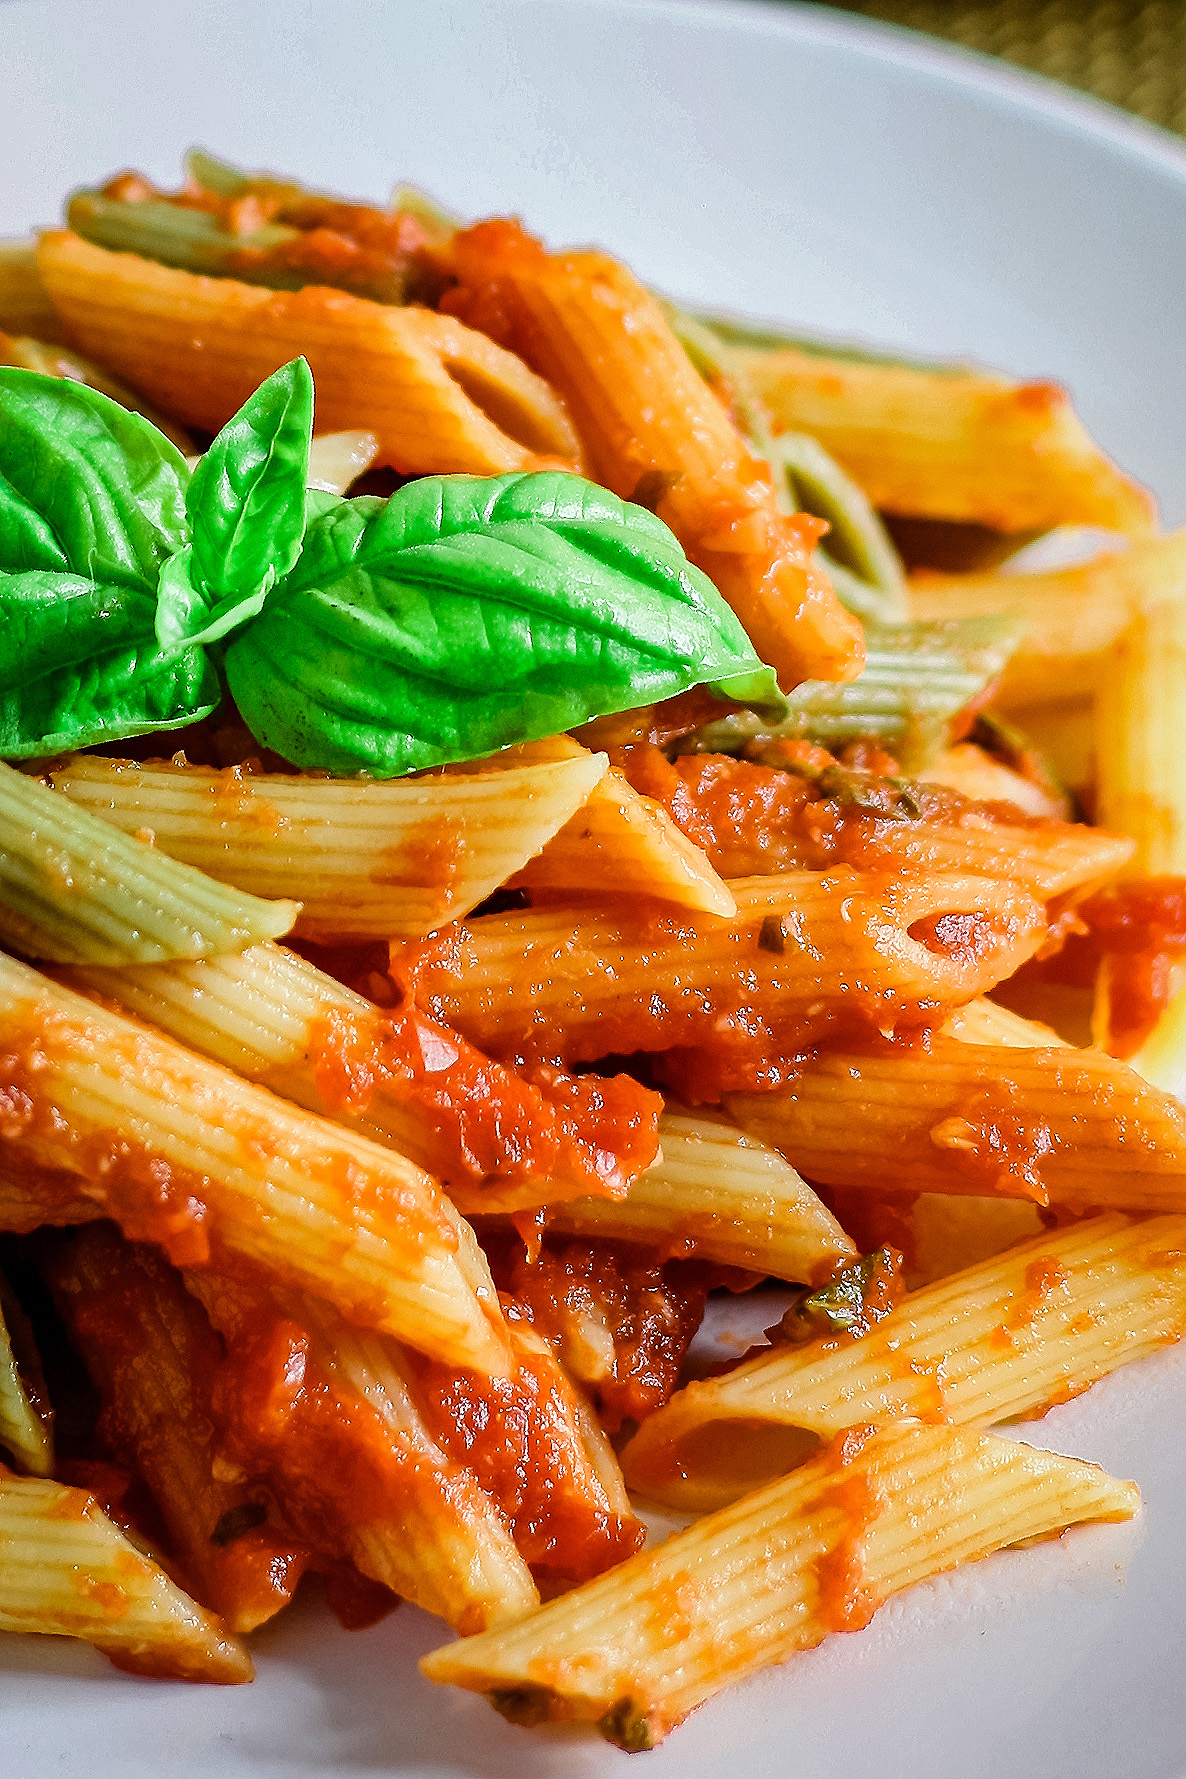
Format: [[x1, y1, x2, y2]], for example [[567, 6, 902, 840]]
[[3, 2, 1186, 1774]]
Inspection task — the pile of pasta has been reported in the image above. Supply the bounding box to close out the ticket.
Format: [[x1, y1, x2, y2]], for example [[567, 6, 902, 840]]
[[2, 152, 1186, 1753]]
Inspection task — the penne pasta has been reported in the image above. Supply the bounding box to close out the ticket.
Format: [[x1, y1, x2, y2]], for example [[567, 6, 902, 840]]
[[0, 760, 298, 965], [421, 1422, 1138, 1747], [0, 951, 510, 1375], [733, 338, 1156, 535], [920, 742, 1069, 820], [398, 868, 1047, 1069], [0, 1270, 52, 1476], [511, 763, 736, 916], [1095, 596, 1186, 876], [42, 749, 609, 940], [448, 221, 864, 688], [621, 1212, 1186, 1509], [908, 529, 1186, 707], [725, 1031, 1186, 1210], [43, 1227, 308, 1632], [66, 940, 661, 1212], [523, 1107, 857, 1281], [182, 1270, 544, 1631], [36, 230, 582, 476], [1128, 977, 1186, 1103], [0, 1467, 254, 1682]]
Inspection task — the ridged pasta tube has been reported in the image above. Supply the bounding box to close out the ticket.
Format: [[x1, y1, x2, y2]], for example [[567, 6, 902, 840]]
[[43, 749, 609, 939], [622, 1211, 1186, 1510], [1095, 595, 1186, 876], [0, 1468, 253, 1682], [0, 761, 298, 965], [421, 1422, 1138, 1748]]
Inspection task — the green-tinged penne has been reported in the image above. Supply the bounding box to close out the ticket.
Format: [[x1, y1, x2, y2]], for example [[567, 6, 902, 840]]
[[0, 761, 298, 965], [1095, 596, 1186, 876], [0, 1270, 52, 1476], [42, 749, 609, 939], [421, 1422, 1138, 1748], [0, 950, 510, 1376], [678, 615, 1023, 773], [621, 1212, 1186, 1510], [520, 1107, 857, 1281], [0, 1467, 254, 1681]]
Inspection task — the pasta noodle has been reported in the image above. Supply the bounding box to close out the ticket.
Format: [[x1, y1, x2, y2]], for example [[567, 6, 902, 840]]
[[621, 1212, 1186, 1510], [0, 761, 298, 965], [0, 1467, 254, 1682], [730, 336, 1156, 535], [1095, 595, 1186, 876], [400, 868, 1047, 1066], [421, 1422, 1138, 1747], [0, 950, 510, 1375], [36, 230, 583, 476], [908, 529, 1186, 707], [42, 749, 610, 939], [518, 1106, 857, 1281], [0, 1271, 52, 1476]]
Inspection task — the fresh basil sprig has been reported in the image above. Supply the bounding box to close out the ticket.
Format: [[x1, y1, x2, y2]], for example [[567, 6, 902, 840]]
[[0, 360, 785, 774], [222, 472, 786, 776]]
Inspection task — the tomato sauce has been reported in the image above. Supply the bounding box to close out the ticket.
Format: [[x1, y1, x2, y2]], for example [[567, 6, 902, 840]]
[[481, 1234, 712, 1431], [1023, 878, 1186, 1055]]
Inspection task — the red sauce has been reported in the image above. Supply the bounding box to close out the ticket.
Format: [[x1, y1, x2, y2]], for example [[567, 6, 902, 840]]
[[607, 743, 1066, 884], [1025, 878, 1186, 1055], [406, 1311, 644, 1589], [481, 1235, 712, 1431], [811, 1430, 887, 1634], [928, 1082, 1056, 1202], [305, 998, 661, 1205]]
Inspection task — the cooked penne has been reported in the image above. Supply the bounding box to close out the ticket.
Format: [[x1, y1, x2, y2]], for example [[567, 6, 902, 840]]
[[0, 761, 298, 964], [36, 230, 582, 476], [511, 764, 736, 916], [43, 1227, 308, 1633], [42, 749, 608, 939], [303, 427, 380, 493], [525, 1107, 857, 1281], [920, 742, 1069, 820], [0, 240, 61, 339], [0, 951, 509, 1375], [1095, 596, 1186, 876], [399, 869, 1046, 1066], [449, 221, 864, 688], [621, 1212, 1184, 1509], [1128, 978, 1186, 1103], [726, 1032, 1186, 1210], [181, 1270, 543, 1631], [0, 1271, 52, 1476], [66, 941, 661, 1212], [733, 339, 1155, 535], [0, 1467, 254, 1682], [421, 1422, 1138, 1747], [909, 529, 1186, 707]]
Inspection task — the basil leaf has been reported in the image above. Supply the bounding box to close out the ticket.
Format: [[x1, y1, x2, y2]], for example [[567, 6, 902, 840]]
[[156, 546, 271, 656], [224, 471, 785, 777], [186, 357, 312, 601], [0, 571, 219, 758], [0, 368, 189, 589]]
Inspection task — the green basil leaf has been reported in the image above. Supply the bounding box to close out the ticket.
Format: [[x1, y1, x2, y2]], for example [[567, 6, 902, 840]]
[[224, 471, 785, 777], [186, 357, 313, 602], [155, 546, 271, 658], [0, 367, 189, 589], [0, 571, 220, 758]]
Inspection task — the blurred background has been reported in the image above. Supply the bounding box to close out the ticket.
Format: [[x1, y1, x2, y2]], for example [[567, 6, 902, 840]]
[[812, 0, 1186, 137]]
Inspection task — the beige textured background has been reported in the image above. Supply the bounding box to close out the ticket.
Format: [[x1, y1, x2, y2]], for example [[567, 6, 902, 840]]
[[822, 1, 1186, 137]]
